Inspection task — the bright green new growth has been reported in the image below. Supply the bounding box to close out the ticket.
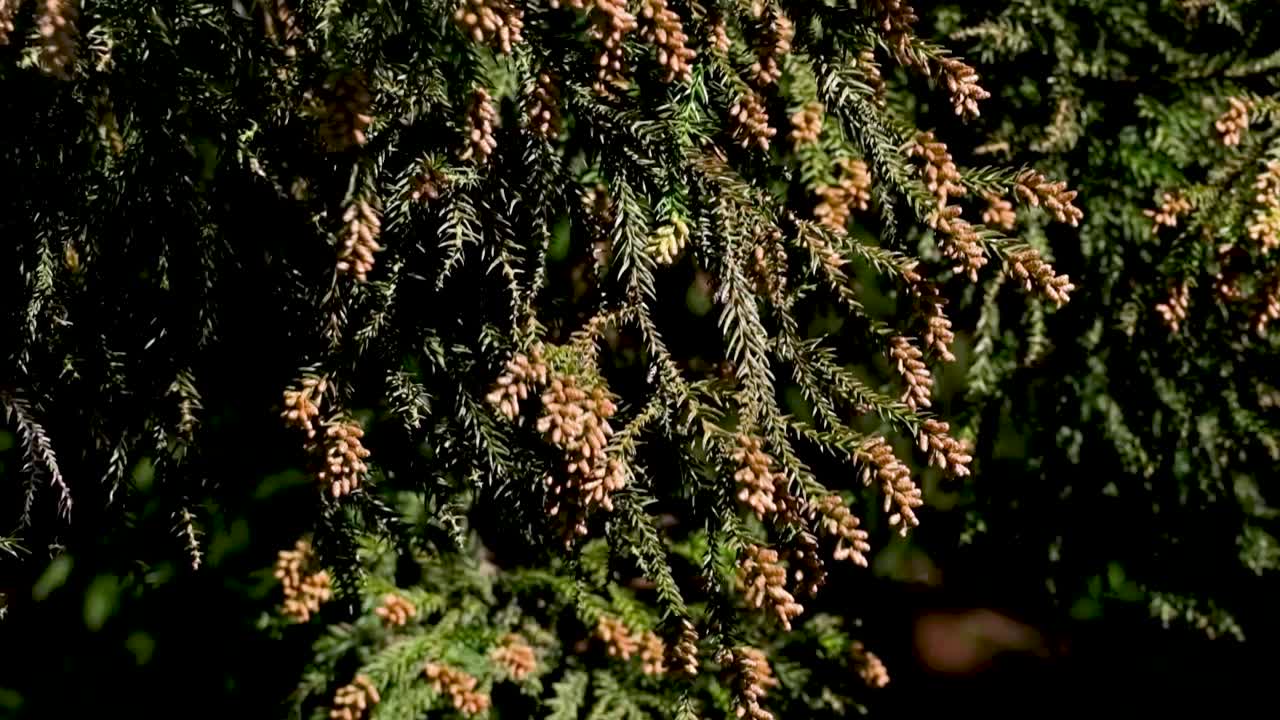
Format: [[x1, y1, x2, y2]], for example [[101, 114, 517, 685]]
[[282, 507, 884, 720]]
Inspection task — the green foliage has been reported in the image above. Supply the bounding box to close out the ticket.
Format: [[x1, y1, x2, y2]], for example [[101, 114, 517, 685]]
[[928, 0, 1280, 640], [21, 0, 1280, 714], [286, 509, 879, 720], [3, 0, 1065, 618]]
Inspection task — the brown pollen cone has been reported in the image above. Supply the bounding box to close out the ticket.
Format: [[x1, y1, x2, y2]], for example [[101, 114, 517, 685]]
[[739, 543, 804, 630], [850, 640, 890, 688], [1254, 276, 1280, 336], [316, 419, 371, 498], [669, 619, 699, 676], [1215, 96, 1253, 147], [917, 418, 972, 478], [789, 101, 823, 147], [596, 615, 640, 660], [982, 194, 1016, 231], [1155, 281, 1189, 332], [526, 71, 563, 140], [904, 268, 956, 361], [937, 55, 990, 119], [460, 87, 498, 162], [454, 0, 524, 54], [408, 164, 447, 203], [336, 197, 382, 282], [731, 433, 782, 519], [859, 435, 922, 534], [749, 8, 793, 86], [536, 375, 625, 542], [282, 375, 328, 438], [0, 0, 20, 46], [330, 675, 380, 720], [888, 335, 933, 411], [491, 633, 538, 679], [586, 0, 639, 95], [260, 0, 301, 57], [858, 47, 886, 105], [1013, 169, 1083, 226], [317, 71, 373, 152], [1249, 160, 1280, 253], [486, 346, 549, 420], [910, 131, 964, 208], [37, 0, 79, 79], [640, 0, 695, 83], [730, 89, 776, 150], [815, 494, 871, 567], [374, 593, 417, 627], [814, 158, 872, 233], [1005, 247, 1074, 306], [1144, 191, 1192, 234], [275, 539, 333, 622], [707, 16, 731, 55], [424, 663, 491, 716], [722, 646, 779, 720], [638, 630, 667, 676]]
